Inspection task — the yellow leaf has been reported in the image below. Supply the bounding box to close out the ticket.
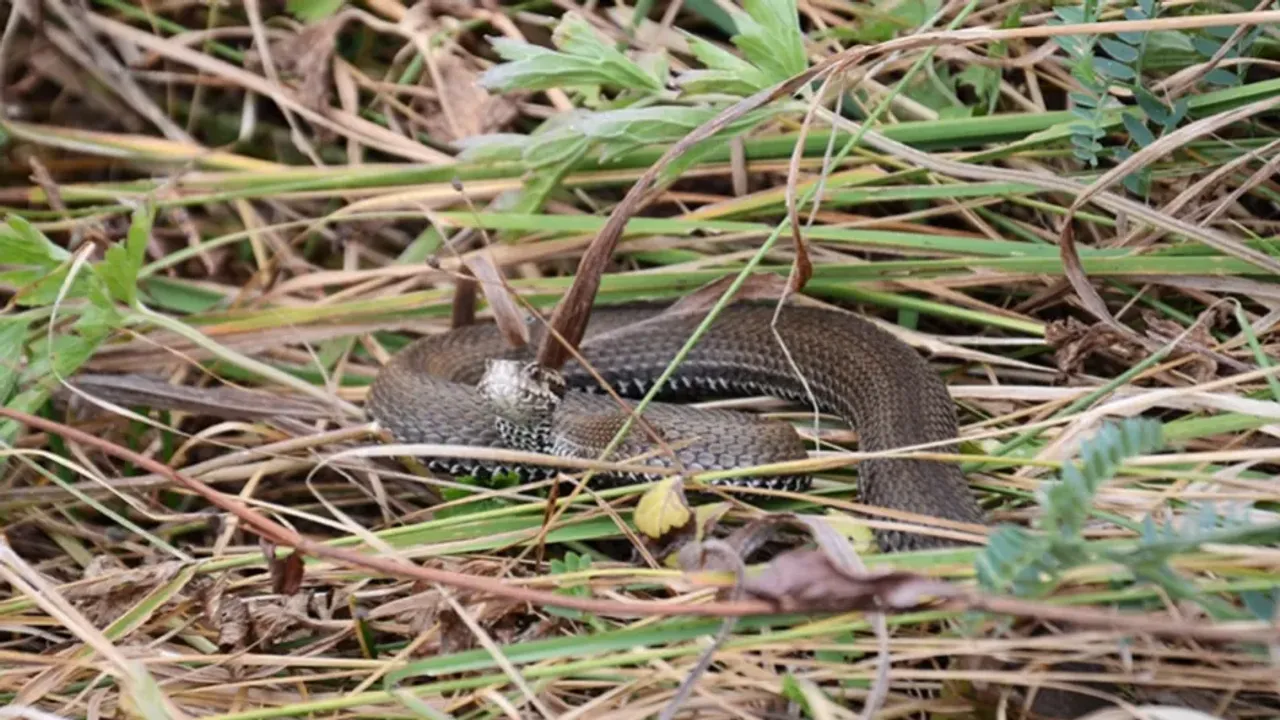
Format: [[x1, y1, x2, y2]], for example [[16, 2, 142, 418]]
[[693, 502, 732, 542], [821, 510, 877, 554], [634, 476, 691, 539]]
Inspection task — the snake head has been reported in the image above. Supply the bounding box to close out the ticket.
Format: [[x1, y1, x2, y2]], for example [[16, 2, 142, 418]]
[[477, 359, 566, 431]]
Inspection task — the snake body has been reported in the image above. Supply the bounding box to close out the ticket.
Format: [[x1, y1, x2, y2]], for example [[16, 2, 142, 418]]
[[368, 302, 983, 550]]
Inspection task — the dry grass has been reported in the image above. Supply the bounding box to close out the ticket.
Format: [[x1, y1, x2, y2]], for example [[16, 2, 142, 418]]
[[2, 0, 1279, 718]]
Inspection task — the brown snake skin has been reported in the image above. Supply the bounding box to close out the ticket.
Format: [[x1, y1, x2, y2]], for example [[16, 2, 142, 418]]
[[368, 302, 984, 550]]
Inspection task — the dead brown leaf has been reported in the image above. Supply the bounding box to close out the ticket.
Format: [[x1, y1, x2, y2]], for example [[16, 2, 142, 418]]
[[1044, 317, 1133, 376], [463, 250, 529, 348], [437, 596, 530, 656], [1142, 310, 1219, 383], [72, 558, 184, 626], [655, 499, 737, 561], [249, 17, 341, 115], [251, 592, 316, 648], [744, 549, 959, 613], [451, 271, 479, 329], [262, 540, 305, 596], [197, 577, 253, 650], [639, 486, 734, 564], [420, 55, 520, 143]]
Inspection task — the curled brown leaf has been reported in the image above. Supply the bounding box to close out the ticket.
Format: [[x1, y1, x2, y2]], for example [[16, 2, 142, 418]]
[[744, 549, 960, 613], [251, 17, 341, 115], [261, 539, 305, 596], [1044, 317, 1134, 376], [463, 250, 529, 348], [421, 55, 520, 144]]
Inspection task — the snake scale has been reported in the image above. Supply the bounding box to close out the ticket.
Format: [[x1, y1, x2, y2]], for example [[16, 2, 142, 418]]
[[368, 302, 984, 550]]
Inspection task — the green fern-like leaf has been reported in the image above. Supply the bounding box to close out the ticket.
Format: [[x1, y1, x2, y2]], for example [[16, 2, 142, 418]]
[[1100, 503, 1280, 618], [976, 418, 1165, 598], [1242, 588, 1279, 621], [976, 527, 1057, 596], [1040, 418, 1162, 541]]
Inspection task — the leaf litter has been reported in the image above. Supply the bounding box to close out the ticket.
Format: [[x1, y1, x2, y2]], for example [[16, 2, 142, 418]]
[[2, 1, 1280, 718]]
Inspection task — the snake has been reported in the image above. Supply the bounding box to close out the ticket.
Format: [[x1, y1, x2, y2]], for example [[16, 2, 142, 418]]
[[368, 301, 984, 551]]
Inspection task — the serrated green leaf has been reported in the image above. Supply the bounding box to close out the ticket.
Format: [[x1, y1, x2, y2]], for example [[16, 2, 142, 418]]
[[287, 0, 343, 22], [1, 215, 70, 267], [634, 51, 669, 87], [480, 49, 610, 92], [481, 13, 662, 93], [1, 267, 69, 306], [2, 324, 111, 443], [676, 69, 768, 97], [678, 32, 771, 93], [73, 296, 124, 338], [21, 332, 103, 387], [101, 246, 137, 305], [0, 316, 31, 404], [656, 136, 724, 185], [524, 131, 591, 169], [587, 105, 776, 167], [576, 106, 710, 142], [455, 134, 531, 164], [551, 12, 617, 57], [956, 65, 999, 104], [126, 204, 153, 269], [489, 36, 552, 63], [100, 204, 154, 306], [546, 550, 593, 619], [681, 32, 759, 76], [726, 0, 808, 84]]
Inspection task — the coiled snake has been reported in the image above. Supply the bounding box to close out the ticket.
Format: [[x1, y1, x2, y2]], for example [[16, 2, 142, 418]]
[[368, 302, 983, 550]]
